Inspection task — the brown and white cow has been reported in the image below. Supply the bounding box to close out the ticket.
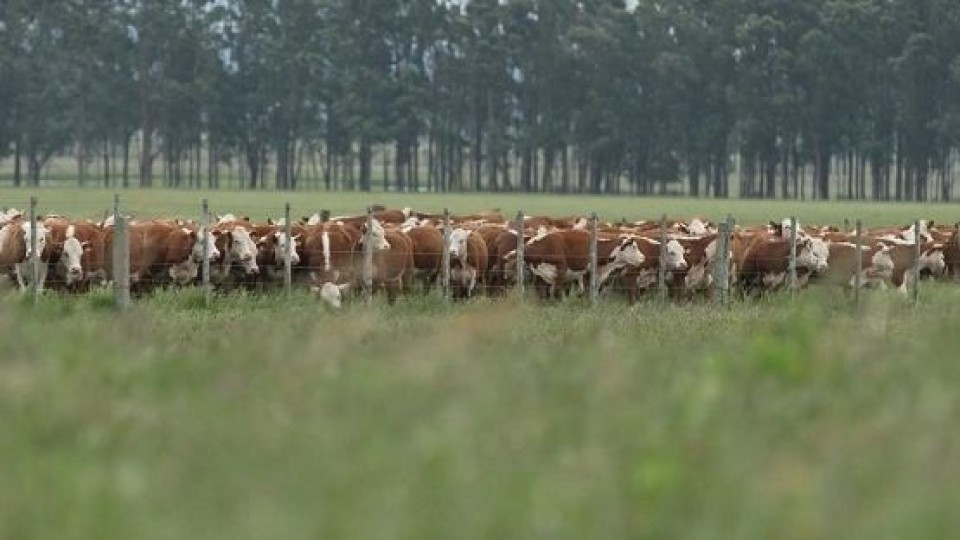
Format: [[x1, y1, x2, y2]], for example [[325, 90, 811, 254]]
[[305, 221, 362, 287], [352, 220, 415, 304], [211, 220, 260, 286], [447, 227, 488, 298], [404, 224, 444, 292], [43, 218, 106, 291], [818, 241, 896, 289], [0, 218, 51, 292], [734, 233, 830, 294], [104, 220, 217, 292], [519, 229, 645, 299], [619, 237, 689, 303]]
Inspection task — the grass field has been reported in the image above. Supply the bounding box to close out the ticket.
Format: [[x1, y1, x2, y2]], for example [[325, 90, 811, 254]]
[[2, 187, 960, 538]]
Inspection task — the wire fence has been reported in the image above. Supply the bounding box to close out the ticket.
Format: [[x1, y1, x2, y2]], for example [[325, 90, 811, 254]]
[[2, 194, 955, 309]]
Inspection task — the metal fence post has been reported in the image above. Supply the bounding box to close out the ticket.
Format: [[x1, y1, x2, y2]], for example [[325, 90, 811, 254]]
[[854, 219, 863, 308], [515, 210, 525, 300], [657, 214, 668, 303], [284, 202, 293, 298], [588, 212, 599, 306], [113, 193, 120, 222], [201, 199, 211, 307], [788, 216, 798, 296], [913, 218, 922, 305], [363, 206, 374, 303], [441, 208, 451, 301], [843, 218, 850, 235], [113, 214, 131, 310], [723, 216, 734, 305], [28, 196, 39, 303]]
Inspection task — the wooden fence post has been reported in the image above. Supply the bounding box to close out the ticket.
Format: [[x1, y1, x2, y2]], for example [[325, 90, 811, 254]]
[[363, 206, 374, 303], [854, 219, 863, 308], [441, 208, 452, 301], [201, 199, 211, 307], [28, 196, 39, 303], [588, 212, 599, 306], [788, 215, 798, 296], [713, 216, 732, 306], [113, 214, 131, 310], [657, 214, 668, 303], [284, 202, 293, 298], [515, 210, 525, 300]]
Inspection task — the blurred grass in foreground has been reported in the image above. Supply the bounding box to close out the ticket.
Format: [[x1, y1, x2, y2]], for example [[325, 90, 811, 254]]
[[2, 285, 960, 539]]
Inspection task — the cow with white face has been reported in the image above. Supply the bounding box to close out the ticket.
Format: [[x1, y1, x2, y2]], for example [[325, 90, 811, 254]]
[[358, 218, 391, 250], [797, 236, 830, 274], [663, 239, 689, 272], [58, 225, 91, 287], [312, 281, 351, 308], [14, 221, 51, 292], [447, 227, 488, 298], [216, 226, 259, 277], [273, 231, 301, 270]]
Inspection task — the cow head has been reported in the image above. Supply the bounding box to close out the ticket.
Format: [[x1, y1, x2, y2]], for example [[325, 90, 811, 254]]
[[448, 228, 472, 262], [273, 231, 301, 269], [191, 227, 222, 264], [607, 237, 645, 268], [798, 237, 830, 273], [663, 239, 688, 271], [870, 244, 895, 278], [682, 218, 710, 236], [920, 245, 946, 278], [225, 227, 259, 275], [313, 281, 351, 309], [21, 221, 49, 261], [60, 225, 90, 285], [359, 218, 390, 250]]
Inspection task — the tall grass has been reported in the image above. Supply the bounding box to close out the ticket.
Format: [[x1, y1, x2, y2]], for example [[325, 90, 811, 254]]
[[3, 285, 960, 538]]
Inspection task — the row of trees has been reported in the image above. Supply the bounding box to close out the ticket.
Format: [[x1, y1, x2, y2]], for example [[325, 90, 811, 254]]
[[2, 0, 960, 200]]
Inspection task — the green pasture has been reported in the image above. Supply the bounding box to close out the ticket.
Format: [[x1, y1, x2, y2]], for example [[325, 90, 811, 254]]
[[1, 186, 958, 226], [2, 188, 960, 538]]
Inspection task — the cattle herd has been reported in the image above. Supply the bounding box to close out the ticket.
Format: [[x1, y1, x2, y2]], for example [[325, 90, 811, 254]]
[[0, 205, 957, 308]]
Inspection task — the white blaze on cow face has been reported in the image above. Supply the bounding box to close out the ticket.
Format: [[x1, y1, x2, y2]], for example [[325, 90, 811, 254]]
[[21, 221, 49, 261], [920, 247, 946, 277], [273, 231, 301, 269], [314, 281, 350, 308], [686, 218, 708, 236], [226, 227, 259, 274], [610, 238, 645, 267], [190, 228, 222, 264], [61, 226, 87, 284], [870, 245, 895, 277], [305, 213, 322, 226], [360, 219, 391, 250], [797, 237, 830, 272], [448, 228, 472, 262], [663, 239, 688, 271]]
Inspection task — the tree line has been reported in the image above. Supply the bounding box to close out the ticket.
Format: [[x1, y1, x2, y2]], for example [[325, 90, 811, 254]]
[[2, 0, 960, 200]]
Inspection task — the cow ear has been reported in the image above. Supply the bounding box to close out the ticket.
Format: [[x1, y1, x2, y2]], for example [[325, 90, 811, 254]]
[[267, 218, 275, 225]]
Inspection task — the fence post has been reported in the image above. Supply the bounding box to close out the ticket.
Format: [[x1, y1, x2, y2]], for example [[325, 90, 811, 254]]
[[363, 206, 374, 303], [441, 208, 452, 301], [713, 216, 732, 306], [588, 212, 599, 306], [723, 216, 735, 305], [788, 215, 798, 296], [284, 202, 293, 298], [843, 218, 850, 235], [657, 214, 668, 303], [28, 196, 40, 303], [913, 218, 922, 305], [854, 219, 863, 308], [515, 210, 525, 300], [113, 214, 131, 310], [113, 193, 120, 222], [201, 199, 211, 307]]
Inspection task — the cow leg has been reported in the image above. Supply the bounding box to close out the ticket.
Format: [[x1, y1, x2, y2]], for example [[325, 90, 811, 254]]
[[14, 264, 26, 291]]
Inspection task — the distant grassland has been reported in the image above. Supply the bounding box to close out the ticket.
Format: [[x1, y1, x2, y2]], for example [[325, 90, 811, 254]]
[[1, 186, 958, 226], [3, 188, 960, 538]]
